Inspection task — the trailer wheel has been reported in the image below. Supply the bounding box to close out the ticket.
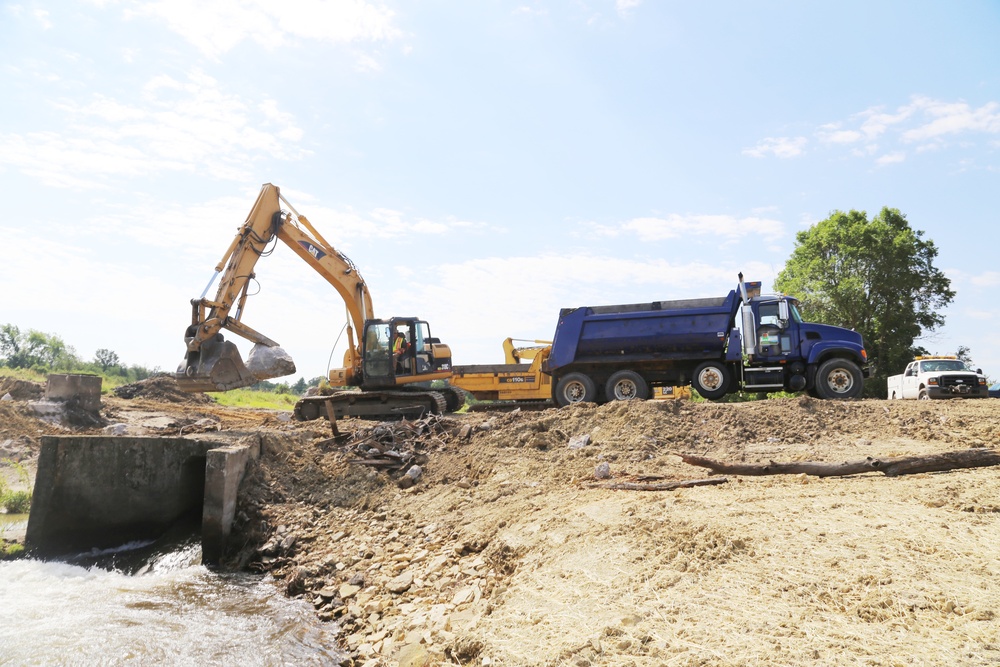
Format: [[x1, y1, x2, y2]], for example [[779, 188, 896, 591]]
[[692, 361, 730, 400], [605, 371, 649, 401], [555, 373, 597, 407], [815, 358, 863, 399]]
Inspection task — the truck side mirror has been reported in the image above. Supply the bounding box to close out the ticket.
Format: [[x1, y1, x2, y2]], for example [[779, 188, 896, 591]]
[[777, 300, 790, 326], [977, 368, 983, 375]]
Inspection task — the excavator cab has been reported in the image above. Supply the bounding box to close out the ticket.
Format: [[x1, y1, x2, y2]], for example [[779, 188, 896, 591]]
[[360, 318, 452, 389]]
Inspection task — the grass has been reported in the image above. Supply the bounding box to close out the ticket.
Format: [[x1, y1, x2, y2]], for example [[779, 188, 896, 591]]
[[0, 460, 32, 514], [0, 367, 47, 384], [0, 541, 24, 560], [210, 388, 301, 410]]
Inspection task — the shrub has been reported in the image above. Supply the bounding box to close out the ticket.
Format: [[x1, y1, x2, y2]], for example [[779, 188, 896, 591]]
[[2, 490, 31, 514]]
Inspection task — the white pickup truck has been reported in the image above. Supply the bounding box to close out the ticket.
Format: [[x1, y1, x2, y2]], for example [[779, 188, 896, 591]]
[[887, 355, 988, 400]]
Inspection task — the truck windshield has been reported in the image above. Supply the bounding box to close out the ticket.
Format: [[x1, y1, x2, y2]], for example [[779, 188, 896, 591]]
[[919, 360, 971, 373], [788, 302, 803, 323]]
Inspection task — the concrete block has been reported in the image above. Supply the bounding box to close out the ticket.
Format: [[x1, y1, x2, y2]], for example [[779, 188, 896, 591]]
[[201, 441, 259, 564], [45, 374, 102, 412]]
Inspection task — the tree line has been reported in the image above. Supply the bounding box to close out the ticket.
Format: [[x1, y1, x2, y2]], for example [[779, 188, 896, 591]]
[[0, 323, 323, 395], [0, 324, 160, 383]]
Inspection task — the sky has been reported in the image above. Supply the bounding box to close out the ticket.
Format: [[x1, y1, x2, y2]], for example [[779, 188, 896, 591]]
[[2, 0, 1000, 385]]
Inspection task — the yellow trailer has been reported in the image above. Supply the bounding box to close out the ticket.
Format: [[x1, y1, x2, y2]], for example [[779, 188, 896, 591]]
[[451, 338, 689, 409]]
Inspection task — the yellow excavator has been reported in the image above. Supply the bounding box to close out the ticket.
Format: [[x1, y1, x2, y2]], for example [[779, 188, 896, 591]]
[[176, 183, 462, 420]]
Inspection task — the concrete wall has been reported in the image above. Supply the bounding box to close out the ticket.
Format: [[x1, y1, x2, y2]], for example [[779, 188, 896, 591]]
[[202, 440, 260, 564], [45, 374, 103, 412], [26, 435, 258, 563]]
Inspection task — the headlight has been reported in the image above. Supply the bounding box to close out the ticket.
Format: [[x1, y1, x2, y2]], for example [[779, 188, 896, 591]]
[[979, 378, 987, 386], [928, 377, 939, 386]]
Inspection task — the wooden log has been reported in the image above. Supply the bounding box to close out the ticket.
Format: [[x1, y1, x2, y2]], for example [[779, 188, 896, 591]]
[[586, 477, 729, 491], [673, 448, 1000, 478]]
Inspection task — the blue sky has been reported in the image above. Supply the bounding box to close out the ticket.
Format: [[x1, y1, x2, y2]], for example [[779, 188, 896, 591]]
[[2, 1, 999, 383]]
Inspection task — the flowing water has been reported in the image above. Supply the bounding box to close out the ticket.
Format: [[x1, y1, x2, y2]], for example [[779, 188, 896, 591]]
[[0, 535, 344, 666]]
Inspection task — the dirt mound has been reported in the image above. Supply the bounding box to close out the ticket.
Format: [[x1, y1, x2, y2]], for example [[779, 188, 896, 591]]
[[0, 378, 44, 401], [222, 397, 1000, 666], [113, 375, 214, 404]]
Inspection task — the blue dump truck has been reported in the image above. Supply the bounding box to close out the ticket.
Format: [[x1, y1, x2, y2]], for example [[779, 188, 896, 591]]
[[542, 275, 869, 406]]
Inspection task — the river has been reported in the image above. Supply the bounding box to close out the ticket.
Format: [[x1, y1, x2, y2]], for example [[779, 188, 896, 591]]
[[0, 516, 344, 666]]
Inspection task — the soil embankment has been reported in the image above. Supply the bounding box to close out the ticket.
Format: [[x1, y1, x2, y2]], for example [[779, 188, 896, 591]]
[[3, 381, 999, 665]]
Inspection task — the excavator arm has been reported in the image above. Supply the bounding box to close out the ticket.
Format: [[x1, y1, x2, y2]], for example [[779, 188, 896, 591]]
[[177, 183, 374, 392]]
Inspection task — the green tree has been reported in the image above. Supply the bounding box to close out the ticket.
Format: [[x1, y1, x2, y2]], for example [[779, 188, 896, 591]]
[[94, 348, 121, 372], [774, 207, 954, 397], [291, 377, 307, 394], [0, 324, 74, 370]]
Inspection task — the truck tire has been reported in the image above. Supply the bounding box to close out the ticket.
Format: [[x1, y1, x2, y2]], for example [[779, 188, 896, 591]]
[[605, 371, 649, 401], [692, 361, 730, 400], [814, 358, 863, 399], [555, 373, 597, 407], [918, 389, 931, 400]]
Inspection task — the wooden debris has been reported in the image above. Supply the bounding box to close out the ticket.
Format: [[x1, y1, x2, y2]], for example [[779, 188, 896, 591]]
[[673, 448, 1000, 478], [586, 477, 728, 491], [315, 413, 464, 487]]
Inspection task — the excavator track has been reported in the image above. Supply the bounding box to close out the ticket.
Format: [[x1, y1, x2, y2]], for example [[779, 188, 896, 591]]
[[294, 389, 449, 422]]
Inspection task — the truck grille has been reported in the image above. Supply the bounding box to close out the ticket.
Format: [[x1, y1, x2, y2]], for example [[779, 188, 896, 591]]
[[939, 375, 978, 389]]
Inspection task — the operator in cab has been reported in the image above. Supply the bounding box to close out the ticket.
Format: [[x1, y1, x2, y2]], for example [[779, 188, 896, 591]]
[[393, 329, 411, 372]]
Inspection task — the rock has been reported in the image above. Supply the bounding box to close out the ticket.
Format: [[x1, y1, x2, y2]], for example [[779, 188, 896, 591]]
[[387, 571, 414, 594], [568, 434, 591, 449], [339, 583, 361, 599], [103, 423, 129, 436], [397, 465, 423, 489], [286, 567, 308, 596], [451, 586, 475, 606], [348, 572, 366, 587], [246, 344, 296, 379], [395, 643, 432, 667], [594, 462, 611, 479], [1, 392, 12, 402]]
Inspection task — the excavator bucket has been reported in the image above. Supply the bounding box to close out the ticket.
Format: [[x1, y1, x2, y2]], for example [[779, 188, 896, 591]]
[[176, 337, 296, 392]]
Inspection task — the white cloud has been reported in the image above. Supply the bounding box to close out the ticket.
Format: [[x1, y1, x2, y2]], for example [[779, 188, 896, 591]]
[[969, 271, 1000, 288], [900, 97, 1000, 143], [742, 136, 806, 159], [33, 8, 52, 28], [591, 213, 784, 243], [116, 0, 401, 60], [875, 151, 905, 166], [616, 0, 642, 16], [806, 96, 1000, 166], [513, 4, 548, 17], [816, 123, 862, 144], [0, 70, 307, 188]]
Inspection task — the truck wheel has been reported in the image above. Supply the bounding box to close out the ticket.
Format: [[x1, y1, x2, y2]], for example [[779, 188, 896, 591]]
[[918, 389, 931, 400], [555, 373, 597, 407], [692, 362, 730, 400], [605, 371, 649, 401], [815, 358, 863, 399]]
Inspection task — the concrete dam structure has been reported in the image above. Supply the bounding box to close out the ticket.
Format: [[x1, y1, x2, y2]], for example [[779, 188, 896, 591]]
[[26, 435, 258, 564]]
